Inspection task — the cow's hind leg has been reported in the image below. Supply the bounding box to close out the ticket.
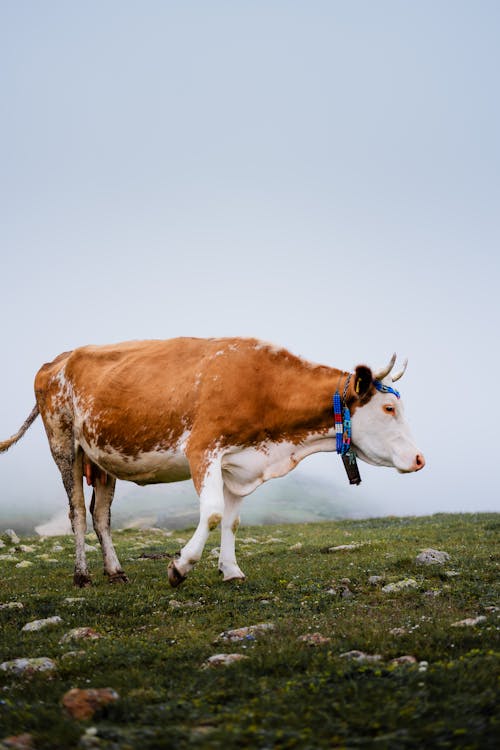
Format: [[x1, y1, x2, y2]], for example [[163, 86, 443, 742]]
[[218, 486, 245, 582], [168, 456, 224, 587], [90, 475, 128, 583], [52, 444, 91, 587]]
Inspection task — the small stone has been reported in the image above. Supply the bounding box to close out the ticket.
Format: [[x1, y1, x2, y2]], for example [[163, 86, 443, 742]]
[[326, 543, 362, 552], [60, 627, 102, 643], [368, 575, 383, 585], [0, 601, 24, 610], [415, 548, 450, 565], [451, 616, 487, 628], [19, 545, 36, 553], [15, 561, 33, 569], [424, 590, 441, 597], [340, 578, 351, 585], [22, 616, 63, 632], [445, 570, 460, 577], [52, 545, 64, 552], [289, 542, 303, 550], [84, 544, 98, 553], [390, 655, 418, 666], [265, 538, 283, 543], [0, 539, 5, 548], [215, 623, 275, 643], [240, 537, 259, 544], [4, 529, 20, 544], [0, 733, 35, 749], [298, 632, 331, 646], [174, 538, 187, 544], [209, 548, 220, 558], [389, 627, 408, 636], [62, 687, 119, 720], [341, 587, 354, 598], [203, 653, 249, 668], [326, 588, 337, 595], [0, 657, 57, 676], [0, 555, 16, 562], [64, 597, 86, 604], [340, 650, 382, 663], [418, 660, 429, 672], [168, 599, 202, 610], [382, 578, 418, 593], [61, 650, 87, 661]]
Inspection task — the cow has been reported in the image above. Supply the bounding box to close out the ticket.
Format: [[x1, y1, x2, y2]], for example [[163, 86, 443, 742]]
[[0, 337, 424, 587]]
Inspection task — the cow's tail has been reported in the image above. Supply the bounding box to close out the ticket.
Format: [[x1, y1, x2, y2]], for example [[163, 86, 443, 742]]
[[0, 405, 40, 453]]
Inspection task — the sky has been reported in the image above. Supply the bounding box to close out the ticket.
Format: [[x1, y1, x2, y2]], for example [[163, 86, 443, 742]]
[[0, 1, 499, 521]]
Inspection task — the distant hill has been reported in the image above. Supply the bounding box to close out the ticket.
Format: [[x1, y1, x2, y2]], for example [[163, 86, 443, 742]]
[[0, 471, 377, 536]]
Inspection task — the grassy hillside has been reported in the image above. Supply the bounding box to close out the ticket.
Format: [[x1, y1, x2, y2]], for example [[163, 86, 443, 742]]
[[0, 513, 498, 749]]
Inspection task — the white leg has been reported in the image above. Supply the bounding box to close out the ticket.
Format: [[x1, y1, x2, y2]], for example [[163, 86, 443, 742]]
[[91, 476, 128, 582], [169, 458, 224, 584], [219, 486, 245, 581]]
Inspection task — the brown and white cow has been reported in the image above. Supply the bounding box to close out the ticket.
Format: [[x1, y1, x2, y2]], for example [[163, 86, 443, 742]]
[[0, 337, 424, 587]]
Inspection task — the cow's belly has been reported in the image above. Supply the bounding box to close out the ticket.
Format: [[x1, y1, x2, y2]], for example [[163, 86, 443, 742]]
[[80, 438, 192, 485]]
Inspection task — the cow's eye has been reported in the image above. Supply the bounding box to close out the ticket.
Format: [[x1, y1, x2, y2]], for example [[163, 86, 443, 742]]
[[383, 404, 396, 415]]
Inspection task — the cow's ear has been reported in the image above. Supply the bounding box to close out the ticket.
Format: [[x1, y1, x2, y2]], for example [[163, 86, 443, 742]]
[[353, 365, 373, 399]]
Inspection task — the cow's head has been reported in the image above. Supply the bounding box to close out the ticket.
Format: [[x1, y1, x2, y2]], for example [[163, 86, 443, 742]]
[[348, 355, 425, 473]]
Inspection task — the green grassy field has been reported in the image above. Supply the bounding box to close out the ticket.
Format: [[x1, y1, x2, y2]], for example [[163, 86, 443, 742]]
[[1, 513, 498, 749]]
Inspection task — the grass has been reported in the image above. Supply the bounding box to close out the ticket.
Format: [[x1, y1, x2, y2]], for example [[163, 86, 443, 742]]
[[0, 513, 499, 749]]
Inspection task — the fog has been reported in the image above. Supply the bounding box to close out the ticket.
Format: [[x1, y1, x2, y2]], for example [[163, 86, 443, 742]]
[[1, 1, 499, 526]]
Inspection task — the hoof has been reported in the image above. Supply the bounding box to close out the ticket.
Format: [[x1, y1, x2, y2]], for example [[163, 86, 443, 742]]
[[223, 574, 246, 583], [107, 571, 129, 584], [73, 572, 92, 588], [167, 560, 186, 588]]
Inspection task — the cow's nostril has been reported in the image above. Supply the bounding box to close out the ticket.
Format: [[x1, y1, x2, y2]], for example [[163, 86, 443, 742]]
[[415, 454, 425, 470]]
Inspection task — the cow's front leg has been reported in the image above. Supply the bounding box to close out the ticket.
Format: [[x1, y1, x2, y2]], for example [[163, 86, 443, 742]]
[[218, 486, 245, 581], [168, 455, 224, 587]]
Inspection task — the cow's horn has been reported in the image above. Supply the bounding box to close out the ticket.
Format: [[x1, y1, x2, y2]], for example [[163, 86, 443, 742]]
[[392, 358, 408, 382], [374, 353, 396, 380]]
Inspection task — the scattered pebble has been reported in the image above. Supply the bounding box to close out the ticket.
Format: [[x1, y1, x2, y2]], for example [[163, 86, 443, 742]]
[[451, 616, 487, 628], [415, 548, 450, 565], [64, 597, 86, 604], [382, 578, 418, 593], [0, 539, 5, 548], [209, 548, 220, 558], [424, 590, 442, 597], [326, 588, 337, 595], [22, 616, 63, 632], [62, 687, 119, 720], [418, 660, 429, 672], [52, 545, 64, 552], [325, 543, 363, 552], [298, 632, 331, 646], [60, 627, 102, 643], [215, 623, 275, 643], [15, 561, 34, 569], [84, 544, 98, 553], [3, 529, 20, 544], [368, 575, 384, 585], [174, 538, 187, 545], [289, 542, 303, 551], [203, 653, 249, 668], [240, 537, 259, 544], [18, 545, 36, 553], [0, 733, 35, 749], [61, 650, 87, 661], [265, 538, 284, 544], [0, 601, 24, 610], [0, 657, 57, 676], [168, 599, 202, 610], [389, 627, 408, 636], [390, 655, 418, 666], [445, 570, 460, 578], [0, 555, 16, 562], [340, 650, 382, 663]]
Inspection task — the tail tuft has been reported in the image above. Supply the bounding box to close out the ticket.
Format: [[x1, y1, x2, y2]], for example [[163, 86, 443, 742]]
[[0, 405, 40, 453]]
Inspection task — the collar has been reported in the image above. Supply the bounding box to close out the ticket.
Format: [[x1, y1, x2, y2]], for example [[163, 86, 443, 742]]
[[373, 379, 400, 399], [333, 375, 361, 485]]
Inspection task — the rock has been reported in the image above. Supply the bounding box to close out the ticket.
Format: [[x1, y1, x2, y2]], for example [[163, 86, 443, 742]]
[[0, 601, 24, 610], [3, 529, 20, 544], [209, 548, 220, 558], [203, 653, 249, 668], [62, 688, 119, 720], [418, 660, 429, 672], [445, 570, 460, 577], [215, 623, 275, 643], [289, 542, 303, 550], [0, 734, 35, 749], [451, 616, 487, 627], [240, 537, 259, 544], [390, 655, 418, 666], [52, 545, 64, 552], [424, 589, 441, 597], [382, 578, 418, 593], [60, 627, 102, 643], [0, 539, 5, 548], [325, 543, 362, 552], [340, 650, 382, 663], [368, 575, 384, 585], [326, 588, 337, 595], [84, 544, 98, 553], [19, 545, 36, 553], [415, 548, 450, 565], [15, 561, 34, 569], [0, 657, 57, 676], [64, 597, 86, 604], [22, 616, 63, 632], [61, 650, 86, 661], [0, 555, 16, 562], [298, 632, 331, 646], [265, 538, 283, 544], [168, 599, 202, 610], [389, 627, 408, 636]]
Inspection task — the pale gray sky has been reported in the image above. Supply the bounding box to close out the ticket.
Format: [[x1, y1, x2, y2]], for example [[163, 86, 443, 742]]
[[1, 1, 499, 519]]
